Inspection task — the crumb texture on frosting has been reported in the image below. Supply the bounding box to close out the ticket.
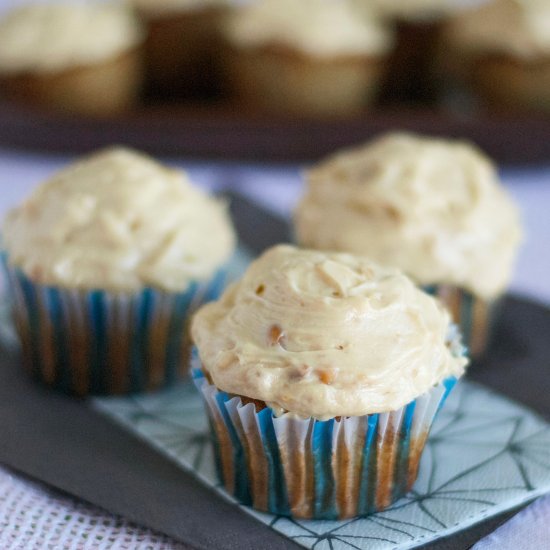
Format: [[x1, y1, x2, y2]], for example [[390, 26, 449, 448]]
[[2, 147, 235, 292], [223, 0, 393, 57], [295, 133, 522, 300], [0, 3, 143, 74], [444, 0, 550, 59], [192, 244, 467, 419]]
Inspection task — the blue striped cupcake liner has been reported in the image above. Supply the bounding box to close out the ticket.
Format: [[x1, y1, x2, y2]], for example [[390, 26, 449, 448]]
[[1, 254, 226, 395], [423, 284, 496, 358], [192, 359, 460, 520]]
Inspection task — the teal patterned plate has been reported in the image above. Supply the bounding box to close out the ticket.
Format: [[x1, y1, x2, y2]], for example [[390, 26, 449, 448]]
[[94, 378, 550, 550]]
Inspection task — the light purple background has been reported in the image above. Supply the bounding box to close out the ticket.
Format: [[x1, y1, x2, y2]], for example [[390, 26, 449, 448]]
[[0, 147, 548, 304]]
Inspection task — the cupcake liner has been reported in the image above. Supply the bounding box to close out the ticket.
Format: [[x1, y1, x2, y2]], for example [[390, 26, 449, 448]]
[[225, 45, 386, 117], [423, 284, 495, 357], [1, 254, 226, 395], [192, 364, 458, 520]]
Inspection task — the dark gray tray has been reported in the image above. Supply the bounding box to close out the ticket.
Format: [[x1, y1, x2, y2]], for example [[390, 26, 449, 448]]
[[0, 193, 548, 549], [1, 100, 549, 165]]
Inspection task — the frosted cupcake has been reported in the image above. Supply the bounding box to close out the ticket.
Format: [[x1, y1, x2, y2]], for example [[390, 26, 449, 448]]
[[221, 0, 394, 116], [295, 133, 522, 357], [130, 0, 228, 99], [441, 0, 550, 111], [192, 245, 467, 519], [2, 147, 235, 395], [0, 3, 144, 115]]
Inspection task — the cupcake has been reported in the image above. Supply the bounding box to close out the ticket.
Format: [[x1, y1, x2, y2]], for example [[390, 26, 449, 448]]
[[295, 133, 522, 357], [191, 244, 467, 519], [1, 147, 235, 395], [130, 0, 228, 99], [0, 3, 144, 116], [221, 0, 394, 117], [441, 0, 550, 111]]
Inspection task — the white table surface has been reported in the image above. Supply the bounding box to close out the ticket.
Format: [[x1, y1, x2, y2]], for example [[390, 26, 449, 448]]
[[0, 145, 548, 550]]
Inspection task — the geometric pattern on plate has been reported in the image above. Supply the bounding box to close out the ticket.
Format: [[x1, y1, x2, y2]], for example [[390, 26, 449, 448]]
[[95, 379, 550, 550]]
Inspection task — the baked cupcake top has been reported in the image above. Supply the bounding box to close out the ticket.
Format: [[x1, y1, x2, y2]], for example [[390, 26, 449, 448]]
[[130, 0, 228, 16], [223, 0, 393, 58], [2, 147, 235, 292], [444, 0, 550, 60], [192, 245, 467, 420], [0, 3, 143, 75], [295, 133, 522, 300]]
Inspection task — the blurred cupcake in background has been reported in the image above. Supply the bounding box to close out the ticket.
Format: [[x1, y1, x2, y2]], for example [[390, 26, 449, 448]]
[[2, 147, 235, 395], [221, 0, 394, 117], [192, 244, 467, 519], [0, 2, 144, 115], [357, 0, 481, 104], [295, 133, 522, 357], [130, 0, 229, 99], [441, 0, 550, 112]]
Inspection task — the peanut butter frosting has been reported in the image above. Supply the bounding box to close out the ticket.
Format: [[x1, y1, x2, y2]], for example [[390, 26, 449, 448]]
[[223, 0, 393, 58], [360, 0, 481, 21], [444, 0, 550, 60], [2, 147, 235, 292], [192, 245, 467, 420], [0, 3, 143, 75], [295, 133, 522, 300], [130, 0, 227, 16]]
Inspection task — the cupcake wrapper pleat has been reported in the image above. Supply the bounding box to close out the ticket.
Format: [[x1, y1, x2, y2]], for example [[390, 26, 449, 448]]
[[193, 367, 457, 520], [2, 255, 226, 395], [423, 284, 496, 357]]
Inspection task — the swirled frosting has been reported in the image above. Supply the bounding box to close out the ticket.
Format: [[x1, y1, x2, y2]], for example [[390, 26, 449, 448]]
[[223, 0, 393, 58], [444, 0, 550, 60], [192, 245, 467, 419], [0, 3, 143, 75], [2, 147, 235, 292], [295, 133, 522, 300]]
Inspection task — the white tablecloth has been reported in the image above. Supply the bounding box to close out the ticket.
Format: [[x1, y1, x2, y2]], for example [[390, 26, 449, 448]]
[[0, 146, 549, 549], [0, 465, 185, 550]]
